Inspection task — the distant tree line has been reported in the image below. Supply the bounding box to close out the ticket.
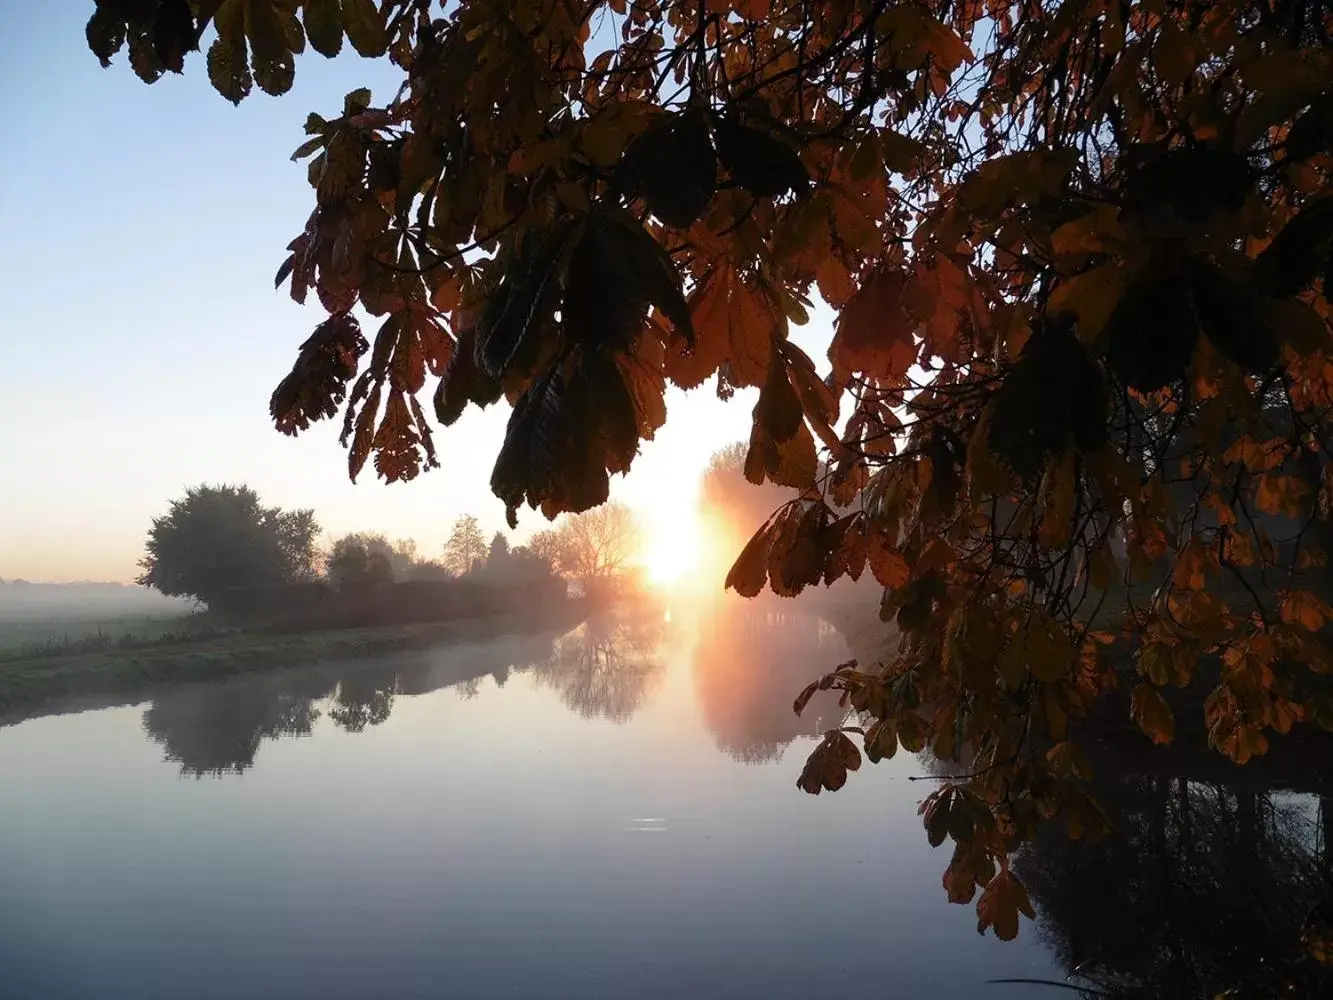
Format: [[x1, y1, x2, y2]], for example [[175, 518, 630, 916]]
[[138, 485, 645, 611]]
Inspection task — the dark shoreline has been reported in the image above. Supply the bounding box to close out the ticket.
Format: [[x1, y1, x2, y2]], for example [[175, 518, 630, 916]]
[[0, 603, 586, 727]]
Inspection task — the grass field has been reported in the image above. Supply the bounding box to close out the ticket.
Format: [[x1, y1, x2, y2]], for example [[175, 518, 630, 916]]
[[0, 612, 200, 655]]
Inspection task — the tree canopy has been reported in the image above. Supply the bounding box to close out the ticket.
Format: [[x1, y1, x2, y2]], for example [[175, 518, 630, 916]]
[[91, 0, 1333, 943], [326, 531, 398, 585], [138, 484, 320, 608], [327, 530, 448, 581], [530, 501, 641, 585], [441, 513, 488, 575]]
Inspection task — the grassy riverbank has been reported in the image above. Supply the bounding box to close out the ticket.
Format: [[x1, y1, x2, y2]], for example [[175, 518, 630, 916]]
[[0, 604, 585, 716]]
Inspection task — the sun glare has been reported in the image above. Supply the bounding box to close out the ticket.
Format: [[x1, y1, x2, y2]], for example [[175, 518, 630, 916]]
[[640, 507, 704, 586]]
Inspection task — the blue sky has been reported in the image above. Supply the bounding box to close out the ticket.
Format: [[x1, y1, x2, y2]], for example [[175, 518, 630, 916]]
[[0, 4, 831, 583]]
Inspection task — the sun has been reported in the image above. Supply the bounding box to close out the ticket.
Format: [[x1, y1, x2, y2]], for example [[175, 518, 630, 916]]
[[639, 507, 704, 586]]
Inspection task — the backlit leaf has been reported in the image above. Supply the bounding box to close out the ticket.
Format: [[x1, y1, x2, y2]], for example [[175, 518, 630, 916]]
[[868, 524, 910, 589], [725, 514, 780, 598], [797, 730, 862, 795], [976, 871, 1035, 941], [829, 268, 916, 382]]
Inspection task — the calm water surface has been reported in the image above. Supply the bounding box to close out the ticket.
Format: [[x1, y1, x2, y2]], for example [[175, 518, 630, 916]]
[[0, 601, 1072, 998]]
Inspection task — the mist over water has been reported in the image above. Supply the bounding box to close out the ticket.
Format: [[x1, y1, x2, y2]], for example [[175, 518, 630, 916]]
[[0, 599, 1058, 999]]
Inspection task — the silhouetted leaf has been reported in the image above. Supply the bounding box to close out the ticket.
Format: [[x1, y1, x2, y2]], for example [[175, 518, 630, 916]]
[[303, 0, 344, 57], [691, 265, 775, 388], [781, 341, 840, 452], [1258, 196, 1333, 297], [989, 319, 1105, 480], [599, 210, 694, 342], [490, 346, 643, 525], [435, 327, 501, 426], [271, 312, 367, 436], [822, 512, 866, 585], [207, 0, 251, 103], [151, 0, 197, 73], [127, 23, 167, 83], [564, 213, 664, 355], [714, 115, 810, 198], [1124, 144, 1252, 222], [1187, 257, 1277, 374], [247, 0, 296, 96], [746, 361, 817, 491], [1104, 273, 1198, 392], [754, 357, 804, 443], [86, 6, 128, 67], [725, 513, 780, 597], [768, 502, 827, 596], [341, 0, 388, 57], [618, 108, 716, 229], [864, 717, 898, 763], [478, 222, 576, 378], [581, 349, 640, 476], [347, 382, 380, 481], [1288, 95, 1333, 162]]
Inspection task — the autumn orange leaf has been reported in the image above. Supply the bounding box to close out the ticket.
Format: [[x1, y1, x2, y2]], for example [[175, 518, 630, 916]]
[[724, 512, 781, 598], [829, 268, 917, 383], [691, 263, 776, 388], [867, 524, 910, 589], [797, 730, 862, 795], [975, 871, 1035, 942], [1280, 590, 1333, 632]]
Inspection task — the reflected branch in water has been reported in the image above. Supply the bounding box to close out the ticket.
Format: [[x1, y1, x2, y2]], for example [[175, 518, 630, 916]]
[[326, 658, 406, 733], [140, 624, 573, 774], [328, 679, 396, 732], [1015, 760, 1333, 997], [142, 673, 330, 777], [534, 615, 665, 723]]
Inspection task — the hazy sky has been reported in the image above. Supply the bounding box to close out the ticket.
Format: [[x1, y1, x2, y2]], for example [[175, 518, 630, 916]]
[[1, 4, 833, 583]]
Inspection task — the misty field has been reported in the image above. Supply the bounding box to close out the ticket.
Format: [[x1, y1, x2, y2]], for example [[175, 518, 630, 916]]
[[0, 613, 199, 656]]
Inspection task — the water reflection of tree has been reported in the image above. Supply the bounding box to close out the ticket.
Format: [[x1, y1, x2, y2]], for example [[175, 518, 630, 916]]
[[534, 616, 665, 723], [327, 665, 397, 733], [1015, 750, 1333, 997], [142, 673, 329, 777], [691, 600, 850, 763], [141, 629, 565, 774]]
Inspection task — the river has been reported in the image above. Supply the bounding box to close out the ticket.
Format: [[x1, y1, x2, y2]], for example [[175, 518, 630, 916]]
[[1, 598, 1328, 998]]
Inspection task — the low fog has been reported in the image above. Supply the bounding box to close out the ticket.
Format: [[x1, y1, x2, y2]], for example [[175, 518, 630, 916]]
[[0, 579, 192, 622]]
